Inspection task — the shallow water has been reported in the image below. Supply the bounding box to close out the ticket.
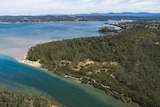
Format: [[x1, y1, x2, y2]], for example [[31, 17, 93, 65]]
[[0, 55, 131, 107], [0, 22, 131, 107], [0, 22, 105, 59]]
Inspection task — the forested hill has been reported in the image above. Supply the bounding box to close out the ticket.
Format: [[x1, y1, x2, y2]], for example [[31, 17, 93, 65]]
[[27, 21, 160, 107]]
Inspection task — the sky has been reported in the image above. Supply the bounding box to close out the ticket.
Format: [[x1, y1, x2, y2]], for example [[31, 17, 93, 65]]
[[0, 0, 159, 15]]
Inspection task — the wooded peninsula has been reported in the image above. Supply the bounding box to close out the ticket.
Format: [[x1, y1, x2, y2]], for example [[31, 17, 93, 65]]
[[27, 20, 160, 107]]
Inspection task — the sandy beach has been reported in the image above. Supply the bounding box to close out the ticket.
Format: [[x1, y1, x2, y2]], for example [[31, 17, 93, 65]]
[[19, 52, 42, 68], [18, 49, 61, 107], [0, 36, 60, 107]]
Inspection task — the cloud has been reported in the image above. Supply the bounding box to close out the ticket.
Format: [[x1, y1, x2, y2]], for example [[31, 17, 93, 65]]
[[0, 0, 159, 15]]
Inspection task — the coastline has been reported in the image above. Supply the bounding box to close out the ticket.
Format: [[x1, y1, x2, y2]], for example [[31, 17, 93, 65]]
[[18, 52, 61, 107], [18, 52, 81, 82], [19, 51, 140, 107], [19, 52, 41, 68], [0, 21, 140, 107]]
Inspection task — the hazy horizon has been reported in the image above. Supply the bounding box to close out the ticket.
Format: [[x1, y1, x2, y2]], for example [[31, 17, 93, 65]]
[[0, 12, 159, 17], [0, 0, 159, 15]]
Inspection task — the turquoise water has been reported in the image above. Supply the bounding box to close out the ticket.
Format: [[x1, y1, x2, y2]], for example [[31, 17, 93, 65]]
[[0, 55, 131, 107], [0, 22, 131, 107]]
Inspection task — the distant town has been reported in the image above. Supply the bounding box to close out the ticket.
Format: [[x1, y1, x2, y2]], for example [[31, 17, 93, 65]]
[[0, 12, 160, 23]]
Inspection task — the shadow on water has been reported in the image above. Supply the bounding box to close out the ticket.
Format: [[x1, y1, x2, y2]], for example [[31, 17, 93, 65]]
[[0, 55, 131, 107]]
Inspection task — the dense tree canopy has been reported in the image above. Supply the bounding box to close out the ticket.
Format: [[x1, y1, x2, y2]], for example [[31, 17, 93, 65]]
[[27, 20, 160, 107], [0, 89, 52, 107]]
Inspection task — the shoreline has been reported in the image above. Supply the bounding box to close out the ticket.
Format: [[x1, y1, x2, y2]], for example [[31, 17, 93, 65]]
[[18, 53, 60, 107], [18, 51, 140, 107], [19, 52, 42, 68], [18, 52, 81, 82]]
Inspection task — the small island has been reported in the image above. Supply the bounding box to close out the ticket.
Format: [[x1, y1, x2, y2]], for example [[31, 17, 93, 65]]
[[26, 20, 160, 107]]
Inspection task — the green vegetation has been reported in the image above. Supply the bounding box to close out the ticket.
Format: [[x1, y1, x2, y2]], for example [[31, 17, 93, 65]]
[[27, 20, 160, 107], [0, 89, 52, 107]]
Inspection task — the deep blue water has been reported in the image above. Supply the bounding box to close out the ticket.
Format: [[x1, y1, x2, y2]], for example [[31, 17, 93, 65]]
[[0, 22, 131, 107]]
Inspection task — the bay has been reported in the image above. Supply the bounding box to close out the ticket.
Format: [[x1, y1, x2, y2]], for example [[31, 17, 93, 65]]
[[0, 22, 105, 58], [0, 21, 131, 107], [0, 22, 104, 40]]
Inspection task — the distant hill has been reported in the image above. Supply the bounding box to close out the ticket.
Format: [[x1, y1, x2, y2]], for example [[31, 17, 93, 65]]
[[0, 12, 160, 22], [75, 12, 160, 18]]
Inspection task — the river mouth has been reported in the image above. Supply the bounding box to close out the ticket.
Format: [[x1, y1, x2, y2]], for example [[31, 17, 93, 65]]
[[0, 54, 131, 107]]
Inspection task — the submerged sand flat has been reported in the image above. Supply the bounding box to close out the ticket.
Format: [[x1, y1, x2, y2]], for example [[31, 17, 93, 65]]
[[0, 22, 132, 107], [0, 21, 104, 60], [0, 36, 50, 60]]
